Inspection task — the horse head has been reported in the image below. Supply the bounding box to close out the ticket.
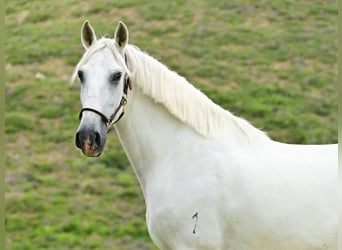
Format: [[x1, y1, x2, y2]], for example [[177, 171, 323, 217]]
[[74, 20, 131, 157]]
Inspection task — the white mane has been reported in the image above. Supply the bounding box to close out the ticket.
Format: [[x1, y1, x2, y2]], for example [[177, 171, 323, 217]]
[[72, 38, 269, 142], [123, 44, 269, 142]]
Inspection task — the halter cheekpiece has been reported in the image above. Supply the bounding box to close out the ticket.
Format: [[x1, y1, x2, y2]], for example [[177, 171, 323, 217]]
[[78, 70, 132, 133]]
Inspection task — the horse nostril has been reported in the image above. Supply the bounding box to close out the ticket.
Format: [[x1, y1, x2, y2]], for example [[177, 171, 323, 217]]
[[75, 131, 82, 148], [95, 132, 101, 147]]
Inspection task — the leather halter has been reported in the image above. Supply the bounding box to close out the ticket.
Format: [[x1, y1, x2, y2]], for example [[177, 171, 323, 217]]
[[78, 72, 132, 133]]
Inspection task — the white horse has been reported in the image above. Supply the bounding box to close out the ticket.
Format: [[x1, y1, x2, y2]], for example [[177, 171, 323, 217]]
[[72, 21, 337, 250]]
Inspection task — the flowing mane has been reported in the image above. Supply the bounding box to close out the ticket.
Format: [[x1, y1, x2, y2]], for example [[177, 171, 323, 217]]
[[72, 38, 269, 142], [123, 44, 269, 142]]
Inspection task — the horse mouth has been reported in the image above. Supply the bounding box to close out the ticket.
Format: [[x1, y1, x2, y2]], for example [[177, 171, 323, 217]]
[[83, 151, 101, 157], [82, 148, 102, 157], [81, 139, 102, 157]]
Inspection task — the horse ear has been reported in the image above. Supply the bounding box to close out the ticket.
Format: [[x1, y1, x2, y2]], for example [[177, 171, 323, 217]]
[[114, 21, 129, 49], [81, 20, 97, 50]]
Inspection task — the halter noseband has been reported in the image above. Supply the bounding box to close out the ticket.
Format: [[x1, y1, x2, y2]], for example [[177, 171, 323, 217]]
[[78, 73, 132, 133]]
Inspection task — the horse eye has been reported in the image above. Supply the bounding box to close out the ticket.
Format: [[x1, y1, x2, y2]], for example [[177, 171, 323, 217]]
[[110, 72, 122, 82], [78, 70, 84, 83]]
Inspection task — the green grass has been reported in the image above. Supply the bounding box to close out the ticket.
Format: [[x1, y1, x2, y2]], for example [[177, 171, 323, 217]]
[[5, 0, 337, 249]]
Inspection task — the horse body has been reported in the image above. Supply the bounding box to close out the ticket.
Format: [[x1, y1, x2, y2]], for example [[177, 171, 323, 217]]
[[115, 80, 336, 250], [73, 21, 337, 249]]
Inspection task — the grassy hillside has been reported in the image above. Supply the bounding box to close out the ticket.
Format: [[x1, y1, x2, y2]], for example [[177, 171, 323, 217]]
[[5, 0, 337, 249]]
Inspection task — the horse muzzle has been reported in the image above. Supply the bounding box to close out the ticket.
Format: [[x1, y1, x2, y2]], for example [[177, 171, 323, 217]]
[[75, 125, 107, 157]]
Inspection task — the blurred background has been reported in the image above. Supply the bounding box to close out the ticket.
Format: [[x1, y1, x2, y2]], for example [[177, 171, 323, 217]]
[[5, 0, 337, 249]]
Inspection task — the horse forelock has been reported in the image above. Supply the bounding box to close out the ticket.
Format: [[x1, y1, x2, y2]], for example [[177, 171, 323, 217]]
[[70, 38, 131, 86]]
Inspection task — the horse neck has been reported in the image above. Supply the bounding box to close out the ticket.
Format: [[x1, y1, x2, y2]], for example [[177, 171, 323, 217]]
[[114, 45, 269, 191], [114, 87, 202, 192]]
